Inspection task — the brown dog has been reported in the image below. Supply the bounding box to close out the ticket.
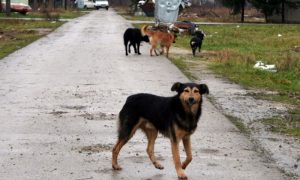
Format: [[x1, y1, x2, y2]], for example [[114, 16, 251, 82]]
[[141, 25, 175, 58]]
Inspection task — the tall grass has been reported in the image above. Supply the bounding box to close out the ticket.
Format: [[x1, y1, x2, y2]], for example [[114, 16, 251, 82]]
[[175, 24, 300, 95]]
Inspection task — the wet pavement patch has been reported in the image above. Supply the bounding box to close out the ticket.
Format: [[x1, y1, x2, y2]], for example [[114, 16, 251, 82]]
[[94, 168, 113, 174], [49, 110, 68, 115], [200, 148, 219, 154], [79, 112, 117, 121], [79, 144, 113, 153], [60, 105, 87, 110]]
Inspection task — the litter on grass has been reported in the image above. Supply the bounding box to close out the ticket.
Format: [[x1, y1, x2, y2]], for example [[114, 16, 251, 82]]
[[254, 61, 277, 72]]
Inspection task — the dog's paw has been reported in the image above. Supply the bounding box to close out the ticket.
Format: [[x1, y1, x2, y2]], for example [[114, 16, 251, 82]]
[[154, 162, 164, 170], [178, 173, 187, 179], [112, 164, 122, 170], [177, 170, 187, 179]]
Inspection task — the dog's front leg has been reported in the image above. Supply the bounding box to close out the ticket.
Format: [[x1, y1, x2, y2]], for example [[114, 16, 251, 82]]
[[171, 141, 187, 179], [181, 136, 192, 169], [133, 43, 137, 54]]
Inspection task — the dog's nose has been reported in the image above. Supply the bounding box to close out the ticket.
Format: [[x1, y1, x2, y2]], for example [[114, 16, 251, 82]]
[[188, 97, 195, 105]]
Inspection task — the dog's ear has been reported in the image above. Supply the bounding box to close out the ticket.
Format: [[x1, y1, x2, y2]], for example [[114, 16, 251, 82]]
[[171, 82, 183, 92], [198, 84, 209, 94]]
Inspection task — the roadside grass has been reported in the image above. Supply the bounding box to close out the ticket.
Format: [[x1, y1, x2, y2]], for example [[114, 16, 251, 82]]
[[0, 10, 87, 19], [0, 19, 64, 59], [174, 24, 300, 138], [261, 115, 300, 138], [226, 115, 251, 136], [175, 24, 300, 97], [170, 55, 196, 80]]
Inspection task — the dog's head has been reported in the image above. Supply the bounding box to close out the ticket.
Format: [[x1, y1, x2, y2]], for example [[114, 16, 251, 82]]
[[171, 82, 209, 113], [194, 30, 206, 40], [142, 35, 149, 43]]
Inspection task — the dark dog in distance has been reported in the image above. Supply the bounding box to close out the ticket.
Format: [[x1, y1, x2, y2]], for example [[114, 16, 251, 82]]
[[190, 30, 205, 56], [112, 82, 209, 179], [123, 28, 149, 56]]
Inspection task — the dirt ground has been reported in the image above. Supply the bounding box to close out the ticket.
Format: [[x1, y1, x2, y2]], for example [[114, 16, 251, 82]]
[[0, 9, 297, 179]]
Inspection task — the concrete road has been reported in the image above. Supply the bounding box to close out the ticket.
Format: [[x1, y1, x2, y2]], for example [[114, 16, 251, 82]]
[[0, 10, 286, 179]]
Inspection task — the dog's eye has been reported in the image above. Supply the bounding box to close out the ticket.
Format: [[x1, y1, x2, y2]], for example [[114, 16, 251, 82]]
[[194, 89, 199, 93], [184, 89, 189, 93]]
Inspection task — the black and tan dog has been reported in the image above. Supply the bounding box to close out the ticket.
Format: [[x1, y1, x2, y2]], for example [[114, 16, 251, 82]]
[[190, 30, 205, 56], [112, 82, 209, 179]]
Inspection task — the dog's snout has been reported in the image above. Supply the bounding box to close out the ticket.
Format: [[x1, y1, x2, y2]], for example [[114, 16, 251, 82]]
[[188, 97, 195, 105]]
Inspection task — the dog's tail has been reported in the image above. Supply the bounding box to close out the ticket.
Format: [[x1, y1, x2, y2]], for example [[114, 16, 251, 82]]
[[117, 101, 140, 141]]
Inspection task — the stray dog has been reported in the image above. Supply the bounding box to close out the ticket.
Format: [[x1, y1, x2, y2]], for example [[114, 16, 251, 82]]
[[141, 25, 175, 58], [123, 28, 149, 56], [190, 30, 205, 56], [112, 82, 209, 179]]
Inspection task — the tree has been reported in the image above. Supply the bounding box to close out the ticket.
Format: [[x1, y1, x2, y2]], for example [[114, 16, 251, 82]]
[[250, 0, 281, 22], [280, 0, 300, 23], [250, 0, 300, 23], [221, 0, 246, 22], [5, 0, 11, 16]]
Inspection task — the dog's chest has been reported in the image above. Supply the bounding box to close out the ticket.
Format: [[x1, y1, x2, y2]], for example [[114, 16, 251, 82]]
[[175, 113, 198, 133]]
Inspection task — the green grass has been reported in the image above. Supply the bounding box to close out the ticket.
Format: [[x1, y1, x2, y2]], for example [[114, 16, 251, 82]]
[[226, 115, 251, 136], [261, 116, 300, 138], [174, 24, 300, 138], [0, 10, 87, 19], [169, 55, 196, 80], [0, 19, 64, 59], [176, 24, 300, 95]]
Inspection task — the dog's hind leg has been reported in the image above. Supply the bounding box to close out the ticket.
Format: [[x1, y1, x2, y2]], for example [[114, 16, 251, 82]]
[[128, 43, 132, 54], [112, 116, 144, 170], [181, 136, 192, 169], [142, 125, 163, 169], [124, 40, 129, 56], [112, 139, 126, 170], [192, 48, 196, 56], [198, 41, 202, 52], [133, 42, 138, 54]]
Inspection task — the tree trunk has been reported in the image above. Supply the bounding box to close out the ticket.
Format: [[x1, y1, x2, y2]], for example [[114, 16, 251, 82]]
[[33, 0, 38, 11], [48, 0, 54, 10], [265, 14, 268, 23], [5, 0, 11, 16], [64, 0, 67, 10], [281, 0, 285, 23], [241, 0, 245, 23]]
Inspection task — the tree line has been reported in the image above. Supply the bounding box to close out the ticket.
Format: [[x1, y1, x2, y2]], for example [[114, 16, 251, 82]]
[[222, 0, 300, 23], [2, 0, 300, 23]]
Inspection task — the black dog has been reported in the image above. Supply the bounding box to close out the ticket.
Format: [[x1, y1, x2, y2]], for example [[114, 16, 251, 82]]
[[190, 30, 205, 56], [112, 82, 209, 179], [123, 28, 149, 56]]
